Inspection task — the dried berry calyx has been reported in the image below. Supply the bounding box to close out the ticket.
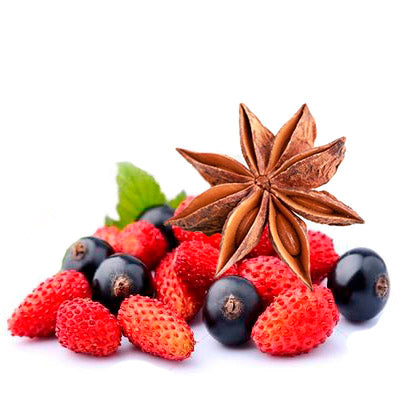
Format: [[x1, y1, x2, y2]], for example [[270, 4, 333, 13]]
[[168, 104, 364, 288]]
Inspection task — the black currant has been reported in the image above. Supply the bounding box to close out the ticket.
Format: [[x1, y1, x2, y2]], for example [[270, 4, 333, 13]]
[[328, 247, 389, 322], [138, 204, 177, 250], [92, 253, 154, 313], [62, 236, 113, 281], [203, 276, 263, 346]]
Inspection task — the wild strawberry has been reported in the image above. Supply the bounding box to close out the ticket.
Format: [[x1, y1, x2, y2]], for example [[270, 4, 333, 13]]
[[218, 264, 240, 278], [117, 220, 168, 269], [155, 252, 202, 321], [8, 271, 92, 338], [56, 298, 121, 356], [138, 204, 177, 249], [155, 241, 225, 321], [247, 226, 275, 258], [172, 196, 221, 249], [174, 240, 219, 292], [93, 226, 121, 251], [238, 256, 303, 306], [252, 285, 339, 356], [173, 227, 222, 249], [118, 295, 195, 361], [308, 230, 340, 283]]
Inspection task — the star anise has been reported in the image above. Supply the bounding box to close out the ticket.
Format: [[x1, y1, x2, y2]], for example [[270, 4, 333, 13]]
[[167, 104, 364, 288]]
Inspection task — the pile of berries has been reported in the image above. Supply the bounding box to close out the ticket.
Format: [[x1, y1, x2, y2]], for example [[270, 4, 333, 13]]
[[8, 198, 389, 360]]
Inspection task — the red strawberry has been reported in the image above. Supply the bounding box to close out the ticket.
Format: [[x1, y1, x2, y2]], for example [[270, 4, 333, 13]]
[[252, 285, 339, 356], [308, 230, 340, 283], [218, 264, 240, 278], [8, 271, 92, 338], [174, 240, 219, 292], [173, 227, 222, 249], [117, 220, 168, 269], [238, 255, 303, 306], [155, 252, 202, 321], [56, 298, 121, 356], [93, 226, 121, 251], [247, 226, 275, 258], [172, 196, 221, 249], [155, 240, 227, 320], [118, 295, 195, 361]]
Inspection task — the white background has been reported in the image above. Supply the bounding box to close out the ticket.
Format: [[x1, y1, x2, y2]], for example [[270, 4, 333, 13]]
[[0, 1, 402, 403]]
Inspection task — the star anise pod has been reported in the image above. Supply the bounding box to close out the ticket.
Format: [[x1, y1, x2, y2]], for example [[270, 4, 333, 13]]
[[167, 104, 364, 288]]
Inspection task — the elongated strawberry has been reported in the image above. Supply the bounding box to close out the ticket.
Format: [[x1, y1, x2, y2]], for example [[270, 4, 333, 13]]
[[308, 230, 340, 283], [93, 226, 121, 251], [252, 285, 339, 356], [155, 241, 226, 321], [174, 240, 219, 292], [155, 252, 202, 321], [56, 298, 121, 356], [238, 255, 303, 306], [118, 295, 195, 360], [117, 220, 168, 269], [8, 271, 92, 338]]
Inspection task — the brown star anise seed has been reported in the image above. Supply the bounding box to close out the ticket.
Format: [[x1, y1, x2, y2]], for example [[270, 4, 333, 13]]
[[167, 104, 364, 288]]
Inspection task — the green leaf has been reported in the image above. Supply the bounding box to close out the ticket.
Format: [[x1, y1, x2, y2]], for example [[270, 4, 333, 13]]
[[168, 190, 187, 209], [105, 162, 167, 229], [105, 215, 119, 227]]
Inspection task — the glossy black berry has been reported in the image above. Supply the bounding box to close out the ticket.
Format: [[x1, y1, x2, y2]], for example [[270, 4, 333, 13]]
[[92, 253, 154, 313], [203, 276, 263, 346], [62, 237, 114, 281], [138, 204, 177, 250], [328, 248, 389, 322]]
